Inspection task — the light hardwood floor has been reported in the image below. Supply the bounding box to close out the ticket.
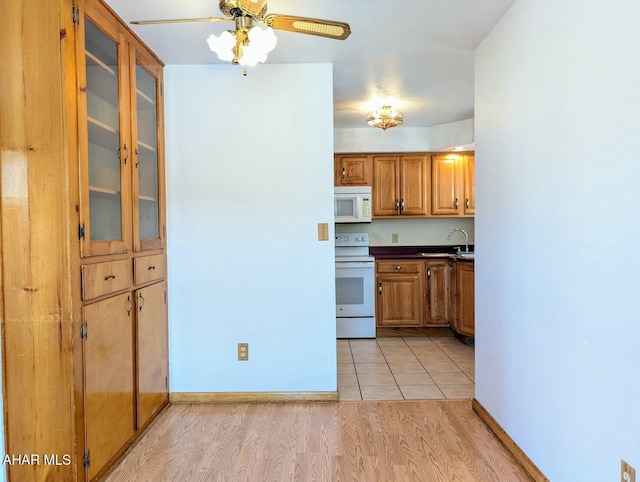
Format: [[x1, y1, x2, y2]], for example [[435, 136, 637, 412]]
[[103, 400, 531, 481]]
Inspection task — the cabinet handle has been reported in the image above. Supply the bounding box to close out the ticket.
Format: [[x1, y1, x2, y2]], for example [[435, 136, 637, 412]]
[[138, 293, 145, 312], [135, 147, 140, 168], [126, 295, 132, 316], [400, 198, 405, 213], [427, 267, 431, 279], [148, 266, 156, 271], [104, 274, 116, 281], [395, 199, 399, 213], [341, 167, 346, 180], [117, 144, 129, 165], [378, 282, 382, 294], [394, 265, 402, 270], [465, 198, 470, 210], [455, 198, 459, 210]]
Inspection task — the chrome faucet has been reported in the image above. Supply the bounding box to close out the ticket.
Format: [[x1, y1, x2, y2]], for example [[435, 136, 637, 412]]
[[447, 228, 469, 253]]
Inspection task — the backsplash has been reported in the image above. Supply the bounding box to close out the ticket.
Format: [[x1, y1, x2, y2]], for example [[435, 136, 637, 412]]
[[335, 217, 475, 246]]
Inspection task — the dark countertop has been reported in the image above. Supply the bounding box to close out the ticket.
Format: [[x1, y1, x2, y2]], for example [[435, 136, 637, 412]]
[[370, 245, 475, 261]]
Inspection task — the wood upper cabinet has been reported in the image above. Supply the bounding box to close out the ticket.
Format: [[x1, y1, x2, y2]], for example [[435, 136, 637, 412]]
[[431, 153, 474, 216], [372, 154, 428, 217], [334, 154, 372, 186], [136, 281, 169, 429], [78, 1, 166, 257], [132, 48, 166, 252], [424, 259, 451, 326], [78, 5, 132, 257], [376, 261, 424, 327], [453, 261, 475, 336]]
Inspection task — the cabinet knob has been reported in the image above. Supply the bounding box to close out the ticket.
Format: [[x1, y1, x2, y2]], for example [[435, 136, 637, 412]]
[[394, 265, 402, 270]]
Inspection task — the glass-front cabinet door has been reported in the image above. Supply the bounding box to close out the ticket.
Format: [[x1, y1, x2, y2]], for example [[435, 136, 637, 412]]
[[132, 49, 165, 252], [79, 12, 131, 257]]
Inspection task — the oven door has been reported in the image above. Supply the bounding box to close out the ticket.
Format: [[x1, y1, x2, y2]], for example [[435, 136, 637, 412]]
[[335, 261, 374, 317]]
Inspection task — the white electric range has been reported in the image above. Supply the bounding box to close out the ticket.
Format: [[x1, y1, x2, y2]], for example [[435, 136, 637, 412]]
[[335, 232, 375, 338]]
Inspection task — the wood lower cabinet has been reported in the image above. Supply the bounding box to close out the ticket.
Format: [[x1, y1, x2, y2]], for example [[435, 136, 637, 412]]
[[136, 281, 169, 428], [453, 261, 475, 336], [376, 261, 424, 327], [424, 259, 451, 326], [83, 292, 135, 481], [334, 154, 372, 186]]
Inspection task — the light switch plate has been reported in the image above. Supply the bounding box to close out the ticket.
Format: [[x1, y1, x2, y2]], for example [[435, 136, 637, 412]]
[[318, 223, 329, 241], [622, 460, 636, 482]]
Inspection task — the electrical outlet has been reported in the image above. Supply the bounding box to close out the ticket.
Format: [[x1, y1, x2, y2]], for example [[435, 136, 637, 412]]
[[238, 343, 249, 361], [392, 233, 399, 243], [318, 223, 329, 241], [622, 460, 636, 482]]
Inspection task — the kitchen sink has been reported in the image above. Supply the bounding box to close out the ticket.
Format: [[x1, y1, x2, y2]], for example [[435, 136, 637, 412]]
[[456, 252, 475, 259]]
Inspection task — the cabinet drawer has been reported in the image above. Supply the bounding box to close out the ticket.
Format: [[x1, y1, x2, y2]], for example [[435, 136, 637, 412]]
[[376, 260, 421, 274], [134, 254, 165, 285], [82, 259, 133, 300]]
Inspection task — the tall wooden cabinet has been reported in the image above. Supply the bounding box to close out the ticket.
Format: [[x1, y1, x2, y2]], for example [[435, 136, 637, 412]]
[[0, 0, 169, 480]]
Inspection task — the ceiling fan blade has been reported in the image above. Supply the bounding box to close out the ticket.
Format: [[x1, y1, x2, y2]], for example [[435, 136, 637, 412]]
[[130, 17, 229, 25], [263, 14, 351, 40]]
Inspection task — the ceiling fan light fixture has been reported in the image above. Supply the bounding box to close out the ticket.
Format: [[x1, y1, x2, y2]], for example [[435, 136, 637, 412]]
[[207, 25, 277, 67], [366, 105, 403, 131], [207, 31, 236, 62]]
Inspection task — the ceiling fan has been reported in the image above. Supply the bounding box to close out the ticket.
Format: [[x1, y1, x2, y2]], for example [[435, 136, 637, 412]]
[[131, 0, 351, 69]]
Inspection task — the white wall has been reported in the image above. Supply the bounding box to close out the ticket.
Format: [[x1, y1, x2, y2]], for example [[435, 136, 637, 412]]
[[475, 1, 640, 480], [334, 119, 474, 153], [164, 64, 337, 392]]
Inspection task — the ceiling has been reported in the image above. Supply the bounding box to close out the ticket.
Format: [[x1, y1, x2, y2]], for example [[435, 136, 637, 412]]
[[104, 0, 515, 129]]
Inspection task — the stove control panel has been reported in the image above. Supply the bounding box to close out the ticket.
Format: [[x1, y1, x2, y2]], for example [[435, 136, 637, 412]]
[[335, 232, 369, 247]]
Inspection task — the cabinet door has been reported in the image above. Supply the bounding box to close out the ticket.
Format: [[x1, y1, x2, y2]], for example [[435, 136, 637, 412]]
[[83, 292, 135, 480], [457, 262, 475, 336], [136, 281, 169, 428], [376, 274, 423, 326], [373, 156, 400, 216], [431, 154, 460, 215], [78, 8, 132, 257], [400, 155, 428, 215], [131, 48, 165, 252], [425, 260, 450, 325], [335, 155, 372, 186], [463, 154, 475, 215]]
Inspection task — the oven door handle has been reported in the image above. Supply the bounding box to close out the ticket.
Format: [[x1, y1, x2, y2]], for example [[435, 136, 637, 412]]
[[335, 262, 375, 269]]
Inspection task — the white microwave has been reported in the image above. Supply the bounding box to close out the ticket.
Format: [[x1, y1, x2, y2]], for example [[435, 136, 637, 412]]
[[334, 186, 372, 223]]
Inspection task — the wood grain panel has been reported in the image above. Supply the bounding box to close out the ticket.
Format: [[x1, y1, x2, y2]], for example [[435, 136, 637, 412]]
[[376, 260, 421, 274], [0, 0, 79, 480], [136, 282, 169, 428], [431, 154, 460, 215], [372, 156, 400, 216], [103, 400, 533, 482], [399, 154, 428, 215], [83, 292, 135, 480], [82, 258, 132, 300]]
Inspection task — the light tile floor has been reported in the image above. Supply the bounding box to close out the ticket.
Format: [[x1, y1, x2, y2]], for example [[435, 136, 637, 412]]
[[337, 336, 475, 401]]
